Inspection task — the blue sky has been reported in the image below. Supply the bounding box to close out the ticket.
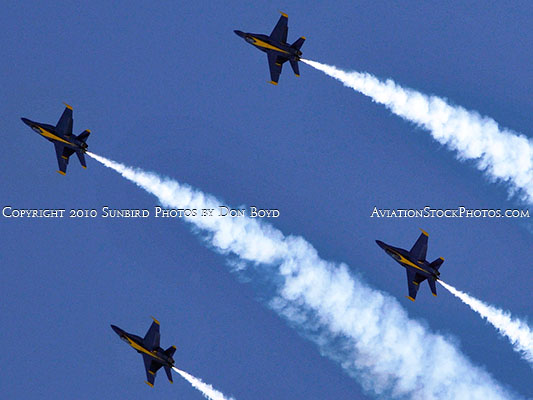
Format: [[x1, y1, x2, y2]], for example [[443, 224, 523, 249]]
[[1, 1, 531, 399]]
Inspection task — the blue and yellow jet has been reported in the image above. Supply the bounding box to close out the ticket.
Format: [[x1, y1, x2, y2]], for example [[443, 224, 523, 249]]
[[111, 317, 176, 387], [234, 12, 305, 85], [376, 229, 444, 301], [21, 103, 90, 175]]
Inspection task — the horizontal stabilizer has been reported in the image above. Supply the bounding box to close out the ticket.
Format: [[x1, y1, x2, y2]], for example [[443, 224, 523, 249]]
[[291, 37, 305, 50], [429, 257, 444, 270], [76, 150, 87, 169], [77, 129, 90, 142], [290, 60, 300, 77], [165, 345, 176, 357], [428, 279, 437, 297], [164, 366, 173, 383]]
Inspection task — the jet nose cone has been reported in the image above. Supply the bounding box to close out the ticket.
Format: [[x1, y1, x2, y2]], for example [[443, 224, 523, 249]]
[[21, 117, 31, 126], [234, 30, 245, 38], [110, 325, 122, 335], [375, 240, 385, 249]]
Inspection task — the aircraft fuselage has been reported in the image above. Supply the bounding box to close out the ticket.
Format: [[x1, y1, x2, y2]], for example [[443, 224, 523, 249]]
[[111, 325, 175, 367], [234, 31, 302, 61], [20, 118, 87, 152], [375, 240, 440, 280]]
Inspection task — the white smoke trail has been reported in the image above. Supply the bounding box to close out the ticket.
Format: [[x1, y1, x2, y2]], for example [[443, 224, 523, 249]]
[[172, 367, 235, 400], [88, 152, 519, 399], [301, 59, 533, 204], [438, 280, 533, 366]]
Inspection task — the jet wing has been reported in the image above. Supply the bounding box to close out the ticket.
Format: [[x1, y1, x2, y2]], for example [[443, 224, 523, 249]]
[[56, 104, 73, 136], [63, 148, 75, 159], [409, 230, 428, 261], [142, 354, 162, 387], [405, 269, 424, 301], [267, 53, 286, 85], [143, 318, 160, 350], [54, 143, 68, 175], [270, 13, 288, 43]]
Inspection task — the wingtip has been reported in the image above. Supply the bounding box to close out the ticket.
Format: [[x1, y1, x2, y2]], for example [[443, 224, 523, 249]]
[[57, 170, 66, 176], [145, 381, 154, 388], [268, 81, 278, 85], [63, 102, 73, 110], [420, 228, 429, 237], [294, 74, 300, 77], [151, 316, 160, 325], [280, 11, 288, 17], [406, 296, 416, 302], [439, 257, 444, 261], [432, 293, 438, 297], [82, 166, 87, 169]]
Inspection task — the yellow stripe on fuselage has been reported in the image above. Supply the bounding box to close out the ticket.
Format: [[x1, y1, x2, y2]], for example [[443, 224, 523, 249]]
[[251, 37, 289, 54], [393, 252, 429, 274], [125, 336, 164, 362], [37, 127, 73, 145]]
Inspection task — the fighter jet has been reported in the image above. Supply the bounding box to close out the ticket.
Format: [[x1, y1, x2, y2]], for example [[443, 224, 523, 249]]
[[376, 229, 444, 301], [111, 317, 176, 387], [234, 12, 305, 85], [21, 103, 90, 175]]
